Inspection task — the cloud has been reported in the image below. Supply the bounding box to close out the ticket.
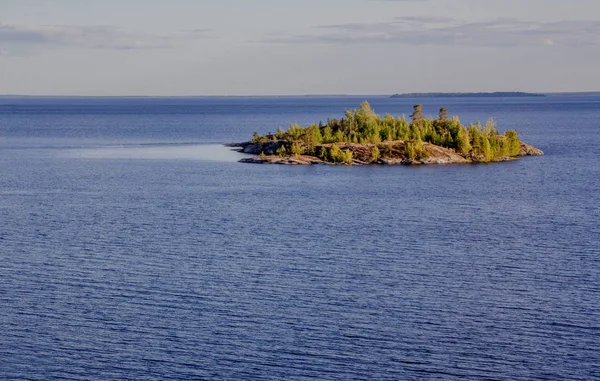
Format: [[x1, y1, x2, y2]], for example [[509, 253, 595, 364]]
[[263, 18, 600, 47], [0, 24, 213, 52]]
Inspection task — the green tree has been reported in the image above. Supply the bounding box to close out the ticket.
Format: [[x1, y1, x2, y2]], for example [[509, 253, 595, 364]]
[[291, 142, 303, 156], [323, 126, 333, 143], [371, 146, 381, 162], [342, 149, 353, 165], [277, 145, 287, 157], [405, 141, 417, 160], [480, 136, 492, 161], [484, 118, 498, 137], [288, 124, 305, 140], [505, 130, 521, 156], [456, 127, 472, 155], [303, 124, 322, 155], [410, 104, 425, 129], [319, 146, 329, 161], [330, 144, 343, 162], [275, 127, 286, 140]]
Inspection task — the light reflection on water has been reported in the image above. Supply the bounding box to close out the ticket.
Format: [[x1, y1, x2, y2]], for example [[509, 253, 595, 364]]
[[60, 144, 244, 162]]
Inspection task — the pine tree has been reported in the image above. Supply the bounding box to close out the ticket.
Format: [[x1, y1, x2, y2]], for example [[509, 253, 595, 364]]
[[410, 105, 424, 128], [438, 107, 449, 122]]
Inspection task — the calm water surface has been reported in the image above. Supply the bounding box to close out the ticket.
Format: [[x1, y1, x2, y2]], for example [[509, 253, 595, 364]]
[[1, 96, 599, 380]]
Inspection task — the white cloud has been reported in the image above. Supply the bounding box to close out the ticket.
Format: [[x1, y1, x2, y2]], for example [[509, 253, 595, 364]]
[[0, 24, 213, 52], [264, 18, 600, 47]]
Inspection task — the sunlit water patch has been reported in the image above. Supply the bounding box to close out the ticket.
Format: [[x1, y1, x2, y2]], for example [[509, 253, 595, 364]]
[[59, 143, 244, 162]]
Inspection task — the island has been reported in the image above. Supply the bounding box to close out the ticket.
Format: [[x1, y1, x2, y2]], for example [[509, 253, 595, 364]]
[[229, 102, 543, 166], [390, 92, 545, 98]]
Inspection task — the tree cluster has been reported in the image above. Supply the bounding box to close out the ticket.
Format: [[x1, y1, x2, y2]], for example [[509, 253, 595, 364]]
[[251, 101, 522, 163]]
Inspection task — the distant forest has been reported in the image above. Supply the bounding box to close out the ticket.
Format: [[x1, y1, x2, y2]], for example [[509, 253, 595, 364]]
[[390, 92, 546, 98]]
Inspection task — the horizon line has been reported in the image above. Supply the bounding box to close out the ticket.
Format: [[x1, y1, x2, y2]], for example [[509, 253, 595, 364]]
[[1, 91, 600, 98]]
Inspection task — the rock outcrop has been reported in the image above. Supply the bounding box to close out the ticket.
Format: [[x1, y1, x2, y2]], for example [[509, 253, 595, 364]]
[[519, 143, 544, 156]]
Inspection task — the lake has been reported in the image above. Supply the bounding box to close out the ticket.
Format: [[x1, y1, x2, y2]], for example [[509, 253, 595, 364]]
[[1, 95, 599, 380]]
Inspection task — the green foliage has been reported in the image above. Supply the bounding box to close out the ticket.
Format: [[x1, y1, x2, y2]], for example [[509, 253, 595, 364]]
[[405, 141, 417, 160], [327, 145, 352, 164], [329, 144, 343, 163], [290, 142, 303, 156], [303, 124, 323, 154], [275, 127, 286, 140], [480, 137, 492, 161], [288, 124, 304, 140], [323, 126, 333, 143], [371, 146, 381, 162], [505, 130, 521, 156], [319, 146, 329, 161], [404, 138, 425, 160], [342, 149, 353, 165], [249, 102, 524, 163], [333, 130, 345, 143], [456, 126, 472, 155], [277, 145, 287, 157]]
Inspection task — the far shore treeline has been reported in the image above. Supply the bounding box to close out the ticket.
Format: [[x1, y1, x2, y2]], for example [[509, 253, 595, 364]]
[[248, 101, 525, 164]]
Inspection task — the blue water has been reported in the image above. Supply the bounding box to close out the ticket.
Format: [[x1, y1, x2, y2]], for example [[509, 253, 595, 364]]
[[1, 96, 599, 380]]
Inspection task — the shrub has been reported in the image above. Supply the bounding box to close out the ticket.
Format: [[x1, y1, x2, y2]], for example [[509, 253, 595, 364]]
[[342, 149, 353, 165], [319, 146, 329, 161], [277, 145, 287, 157], [371, 146, 381, 162], [291, 142, 304, 156], [330, 144, 343, 162]]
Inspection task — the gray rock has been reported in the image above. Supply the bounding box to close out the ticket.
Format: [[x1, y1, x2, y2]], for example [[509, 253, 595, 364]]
[[519, 143, 544, 156]]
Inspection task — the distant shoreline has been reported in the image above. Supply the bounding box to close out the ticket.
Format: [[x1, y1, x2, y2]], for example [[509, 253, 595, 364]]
[[390, 92, 546, 99], [1, 92, 599, 98]]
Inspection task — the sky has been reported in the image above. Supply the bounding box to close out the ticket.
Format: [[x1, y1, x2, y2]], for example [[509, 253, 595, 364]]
[[1, 0, 599, 95]]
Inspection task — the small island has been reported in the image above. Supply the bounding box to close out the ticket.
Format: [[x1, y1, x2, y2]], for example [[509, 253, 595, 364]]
[[230, 102, 543, 166], [390, 92, 546, 98]]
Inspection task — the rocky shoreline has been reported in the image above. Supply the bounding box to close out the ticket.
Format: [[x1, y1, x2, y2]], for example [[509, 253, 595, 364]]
[[228, 141, 543, 166]]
